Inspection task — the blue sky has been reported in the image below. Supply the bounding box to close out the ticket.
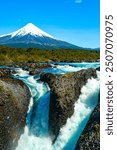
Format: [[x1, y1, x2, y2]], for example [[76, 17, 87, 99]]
[[0, 0, 100, 48]]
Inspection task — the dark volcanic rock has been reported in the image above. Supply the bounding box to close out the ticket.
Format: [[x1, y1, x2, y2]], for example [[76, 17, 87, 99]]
[[40, 68, 97, 141], [25, 62, 51, 75], [96, 67, 100, 71], [3, 62, 51, 75], [0, 76, 31, 150], [75, 94, 100, 150]]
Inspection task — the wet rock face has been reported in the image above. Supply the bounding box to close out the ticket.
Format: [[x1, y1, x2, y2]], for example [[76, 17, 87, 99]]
[[40, 68, 97, 141], [75, 94, 100, 150], [0, 77, 31, 150]]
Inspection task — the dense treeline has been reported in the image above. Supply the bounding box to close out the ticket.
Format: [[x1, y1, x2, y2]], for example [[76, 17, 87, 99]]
[[0, 45, 100, 65]]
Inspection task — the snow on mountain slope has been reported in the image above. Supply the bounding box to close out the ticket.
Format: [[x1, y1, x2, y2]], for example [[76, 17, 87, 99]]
[[0, 23, 79, 49], [0, 23, 54, 39]]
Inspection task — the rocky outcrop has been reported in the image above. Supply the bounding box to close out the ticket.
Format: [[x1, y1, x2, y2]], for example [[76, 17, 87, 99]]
[[0, 68, 16, 77], [2, 62, 51, 75], [27, 63, 51, 75], [75, 94, 100, 150], [0, 75, 31, 150], [40, 68, 97, 141]]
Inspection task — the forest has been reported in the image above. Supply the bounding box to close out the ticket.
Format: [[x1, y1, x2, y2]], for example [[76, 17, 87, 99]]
[[0, 45, 100, 65]]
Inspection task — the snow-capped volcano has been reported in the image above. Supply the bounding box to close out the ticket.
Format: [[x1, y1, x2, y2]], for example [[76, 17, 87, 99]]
[[1, 23, 54, 39], [0, 23, 78, 49]]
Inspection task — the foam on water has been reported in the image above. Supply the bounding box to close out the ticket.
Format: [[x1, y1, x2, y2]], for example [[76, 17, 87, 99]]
[[15, 68, 29, 77], [16, 126, 52, 150], [56, 65, 82, 73]]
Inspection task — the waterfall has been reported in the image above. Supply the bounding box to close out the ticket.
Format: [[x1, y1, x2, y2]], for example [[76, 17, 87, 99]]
[[14, 66, 100, 150], [53, 71, 100, 150], [14, 69, 52, 150]]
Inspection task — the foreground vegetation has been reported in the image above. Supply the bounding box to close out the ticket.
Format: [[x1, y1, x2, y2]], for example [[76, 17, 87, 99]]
[[0, 45, 100, 65]]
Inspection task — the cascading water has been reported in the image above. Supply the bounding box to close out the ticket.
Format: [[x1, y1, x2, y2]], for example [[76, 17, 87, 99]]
[[44, 62, 100, 74], [11, 63, 100, 150], [14, 69, 52, 150], [53, 71, 100, 150]]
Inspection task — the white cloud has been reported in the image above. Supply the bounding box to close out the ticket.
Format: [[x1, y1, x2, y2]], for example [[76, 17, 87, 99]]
[[75, 0, 82, 3]]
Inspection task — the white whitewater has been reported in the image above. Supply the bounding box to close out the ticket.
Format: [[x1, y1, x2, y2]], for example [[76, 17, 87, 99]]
[[14, 67, 100, 150], [53, 71, 100, 150], [44, 62, 100, 74], [14, 69, 52, 150]]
